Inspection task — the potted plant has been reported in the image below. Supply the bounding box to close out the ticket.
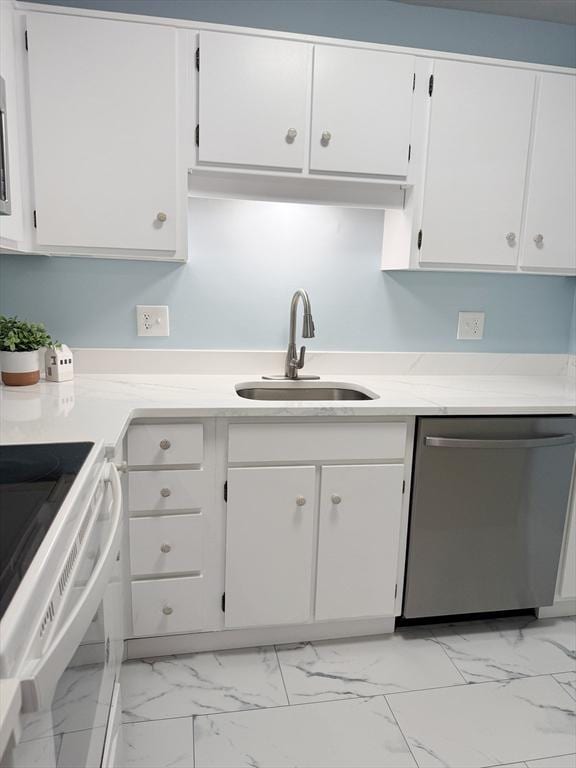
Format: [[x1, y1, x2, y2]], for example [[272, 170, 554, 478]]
[[0, 315, 55, 386]]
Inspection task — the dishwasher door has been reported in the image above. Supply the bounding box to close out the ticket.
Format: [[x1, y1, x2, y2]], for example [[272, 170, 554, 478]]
[[403, 416, 576, 619]]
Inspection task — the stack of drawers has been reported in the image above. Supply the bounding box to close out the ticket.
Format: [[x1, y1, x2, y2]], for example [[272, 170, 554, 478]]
[[127, 422, 213, 637]]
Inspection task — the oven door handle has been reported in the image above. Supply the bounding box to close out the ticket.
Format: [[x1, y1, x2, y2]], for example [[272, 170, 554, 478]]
[[20, 463, 123, 713]]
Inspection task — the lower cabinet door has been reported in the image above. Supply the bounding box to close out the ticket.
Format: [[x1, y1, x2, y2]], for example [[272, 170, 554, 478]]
[[316, 464, 404, 621], [225, 466, 316, 628]]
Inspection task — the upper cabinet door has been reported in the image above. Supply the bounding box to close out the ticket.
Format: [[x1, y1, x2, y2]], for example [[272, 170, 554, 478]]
[[26, 13, 179, 253], [198, 32, 311, 170], [310, 46, 414, 176], [519, 74, 576, 274], [419, 60, 535, 268]]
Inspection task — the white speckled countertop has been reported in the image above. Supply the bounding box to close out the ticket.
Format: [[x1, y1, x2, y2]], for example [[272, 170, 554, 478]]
[[1, 364, 575, 450]]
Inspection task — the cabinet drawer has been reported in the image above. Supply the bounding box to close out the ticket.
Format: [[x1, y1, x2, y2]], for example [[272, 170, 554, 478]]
[[129, 514, 203, 577], [131, 577, 206, 637], [228, 422, 407, 463], [129, 470, 208, 512], [128, 424, 203, 467]]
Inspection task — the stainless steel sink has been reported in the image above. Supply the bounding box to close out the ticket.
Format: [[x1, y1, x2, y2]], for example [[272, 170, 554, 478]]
[[235, 382, 378, 401]]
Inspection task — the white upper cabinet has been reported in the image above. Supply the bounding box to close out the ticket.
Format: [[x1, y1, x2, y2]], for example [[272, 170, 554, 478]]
[[198, 32, 311, 170], [26, 13, 182, 257], [519, 73, 576, 274], [310, 46, 414, 177], [0, 0, 26, 251], [418, 60, 535, 268]]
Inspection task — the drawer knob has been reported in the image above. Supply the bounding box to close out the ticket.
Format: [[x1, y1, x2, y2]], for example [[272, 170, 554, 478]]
[[296, 496, 306, 507], [160, 543, 172, 553], [321, 130, 332, 146], [286, 127, 297, 143], [156, 211, 167, 223], [331, 494, 342, 505], [159, 439, 171, 450], [162, 606, 173, 616], [505, 232, 516, 245], [533, 233, 544, 246], [160, 488, 171, 498]]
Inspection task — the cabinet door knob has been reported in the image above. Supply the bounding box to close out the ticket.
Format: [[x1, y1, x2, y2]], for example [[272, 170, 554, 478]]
[[296, 496, 306, 507], [321, 131, 332, 146], [160, 487, 171, 498], [160, 543, 172, 553], [162, 606, 173, 615], [159, 439, 171, 450], [156, 212, 167, 223], [533, 233, 544, 245], [331, 494, 342, 505], [505, 232, 516, 245], [286, 128, 297, 143]]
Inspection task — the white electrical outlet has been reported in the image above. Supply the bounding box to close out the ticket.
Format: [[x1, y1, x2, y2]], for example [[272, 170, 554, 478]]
[[136, 305, 170, 337], [457, 311, 485, 340]]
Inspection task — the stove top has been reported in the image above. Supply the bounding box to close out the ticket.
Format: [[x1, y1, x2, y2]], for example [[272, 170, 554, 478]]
[[0, 442, 94, 620]]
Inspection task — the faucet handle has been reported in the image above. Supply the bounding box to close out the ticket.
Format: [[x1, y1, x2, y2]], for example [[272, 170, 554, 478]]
[[297, 346, 306, 369]]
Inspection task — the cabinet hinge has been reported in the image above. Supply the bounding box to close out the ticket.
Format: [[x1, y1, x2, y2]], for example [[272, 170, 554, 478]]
[[195, 124, 199, 147], [408, 144, 411, 163], [33, 210, 37, 229], [223, 481, 228, 502], [417, 229, 423, 250], [412, 72, 416, 91], [24, 30, 28, 51], [402, 480, 406, 494], [221, 592, 226, 612], [195, 47, 200, 71], [428, 74, 434, 96]]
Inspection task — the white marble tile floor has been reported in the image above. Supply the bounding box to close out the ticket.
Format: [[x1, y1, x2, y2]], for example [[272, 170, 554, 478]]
[[120, 616, 576, 768]]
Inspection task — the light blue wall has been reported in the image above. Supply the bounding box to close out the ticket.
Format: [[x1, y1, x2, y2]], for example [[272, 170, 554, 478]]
[[0, 200, 573, 351], [30, 0, 576, 67], [1, 0, 575, 352]]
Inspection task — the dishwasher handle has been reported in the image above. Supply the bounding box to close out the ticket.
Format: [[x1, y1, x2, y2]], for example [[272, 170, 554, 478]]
[[425, 434, 575, 449]]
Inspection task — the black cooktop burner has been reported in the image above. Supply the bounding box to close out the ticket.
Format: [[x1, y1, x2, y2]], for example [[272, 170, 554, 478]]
[[0, 442, 94, 620]]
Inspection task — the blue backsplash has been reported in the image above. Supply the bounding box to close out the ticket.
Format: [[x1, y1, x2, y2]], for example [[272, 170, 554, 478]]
[[1, 200, 573, 352], [1, 1, 575, 352]]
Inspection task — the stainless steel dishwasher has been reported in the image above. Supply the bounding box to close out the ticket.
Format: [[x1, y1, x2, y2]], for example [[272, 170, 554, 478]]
[[403, 416, 576, 619]]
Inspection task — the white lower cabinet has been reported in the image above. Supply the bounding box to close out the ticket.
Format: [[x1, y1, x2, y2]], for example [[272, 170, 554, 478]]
[[132, 576, 207, 636], [224, 466, 317, 628], [125, 418, 409, 641], [129, 514, 204, 577], [316, 464, 404, 621]]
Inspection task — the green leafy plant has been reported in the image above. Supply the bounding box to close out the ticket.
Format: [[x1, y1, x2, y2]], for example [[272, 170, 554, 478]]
[[0, 315, 55, 352]]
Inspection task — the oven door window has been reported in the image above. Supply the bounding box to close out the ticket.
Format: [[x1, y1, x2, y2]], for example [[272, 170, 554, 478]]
[[11, 501, 118, 768], [10, 600, 115, 768]]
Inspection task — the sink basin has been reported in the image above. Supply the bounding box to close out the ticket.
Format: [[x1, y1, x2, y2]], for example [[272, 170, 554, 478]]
[[235, 382, 378, 401]]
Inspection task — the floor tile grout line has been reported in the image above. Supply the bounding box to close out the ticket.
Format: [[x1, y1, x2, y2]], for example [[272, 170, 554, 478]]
[[273, 644, 292, 707], [191, 713, 196, 768], [381, 696, 421, 768], [120, 669, 576, 727], [428, 635, 469, 686]]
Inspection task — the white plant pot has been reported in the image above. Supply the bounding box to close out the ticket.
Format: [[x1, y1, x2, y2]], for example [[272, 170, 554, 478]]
[[0, 350, 41, 386]]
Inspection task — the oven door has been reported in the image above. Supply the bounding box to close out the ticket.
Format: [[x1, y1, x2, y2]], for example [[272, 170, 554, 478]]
[[6, 465, 123, 768]]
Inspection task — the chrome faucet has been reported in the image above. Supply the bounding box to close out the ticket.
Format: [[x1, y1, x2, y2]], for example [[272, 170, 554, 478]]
[[264, 289, 320, 380]]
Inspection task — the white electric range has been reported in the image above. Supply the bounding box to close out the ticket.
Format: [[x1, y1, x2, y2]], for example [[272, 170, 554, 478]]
[[0, 442, 123, 768]]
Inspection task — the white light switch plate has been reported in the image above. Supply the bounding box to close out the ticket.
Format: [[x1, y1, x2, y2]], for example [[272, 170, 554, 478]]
[[136, 305, 170, 337], [457, 311, 485, 340]]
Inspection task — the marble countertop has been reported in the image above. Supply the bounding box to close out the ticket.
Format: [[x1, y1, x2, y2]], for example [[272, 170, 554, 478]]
[[1, 371, 575, 449]]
